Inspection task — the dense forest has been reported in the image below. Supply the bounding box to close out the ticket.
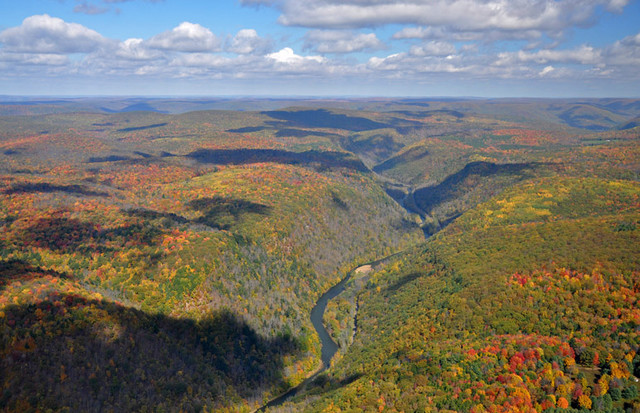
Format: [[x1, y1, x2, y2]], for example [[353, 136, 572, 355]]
[[1, 97, 639, 412]]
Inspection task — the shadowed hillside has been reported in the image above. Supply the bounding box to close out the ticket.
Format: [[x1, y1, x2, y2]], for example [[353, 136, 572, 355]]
[[412, 161, 542, 219], [373, 146, 430, 174], [0, 291, 299, 412], [263, 109, 389, 131], [186, 148, 368, 172], [2, 182, 109, 197], [2, 98, 640, 413]]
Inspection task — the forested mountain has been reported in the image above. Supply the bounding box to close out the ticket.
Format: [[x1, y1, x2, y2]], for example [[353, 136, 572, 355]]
[[1, 98, 639, 412]]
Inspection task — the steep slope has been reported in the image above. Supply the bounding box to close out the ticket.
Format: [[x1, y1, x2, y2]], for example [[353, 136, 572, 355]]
[[283, 176, 640, 412], [555, 104, 625, 131], [284, 178, 640, 412], [620, 116, 640, 130], [3, 100, 640, 412], [0, 110, 422, 411]]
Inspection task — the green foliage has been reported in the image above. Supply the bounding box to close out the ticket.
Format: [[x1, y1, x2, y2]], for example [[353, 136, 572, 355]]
[[0, 282, 299, 411], [0, 105, 423, 411], [2, 99, 640, 412], [288, 173, 640, 412]]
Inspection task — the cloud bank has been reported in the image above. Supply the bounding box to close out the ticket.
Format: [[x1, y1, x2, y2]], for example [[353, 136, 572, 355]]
[[0, 6, 638, 95], [241, 0, 629, 35]]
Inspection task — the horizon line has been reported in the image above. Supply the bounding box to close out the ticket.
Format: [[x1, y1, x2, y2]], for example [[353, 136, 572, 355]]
[[2, 94, 640, 100]]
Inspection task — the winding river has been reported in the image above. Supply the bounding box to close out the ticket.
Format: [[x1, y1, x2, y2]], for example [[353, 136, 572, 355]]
[[256, 267, 357, 411], [252, 172, 430, 411], [256, 251, 406, 411]]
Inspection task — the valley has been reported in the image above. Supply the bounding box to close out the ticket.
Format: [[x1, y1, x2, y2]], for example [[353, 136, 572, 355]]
[[1, 97, 639, 412]]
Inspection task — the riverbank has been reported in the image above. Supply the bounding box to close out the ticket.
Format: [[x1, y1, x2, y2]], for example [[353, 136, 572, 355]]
[[254, 251, 409, 412]]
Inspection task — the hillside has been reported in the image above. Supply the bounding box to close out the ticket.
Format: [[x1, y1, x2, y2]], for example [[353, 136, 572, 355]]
[[0, 107, 422, 411], [1, 98, 639, 412], [280, 176, 640, 412]]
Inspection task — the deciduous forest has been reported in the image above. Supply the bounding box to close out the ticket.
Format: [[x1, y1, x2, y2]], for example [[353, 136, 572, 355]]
[[1, 97, 639, 412]]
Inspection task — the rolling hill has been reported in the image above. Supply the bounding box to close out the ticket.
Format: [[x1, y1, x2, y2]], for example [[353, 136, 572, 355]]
[[1, 97, 639, 412]]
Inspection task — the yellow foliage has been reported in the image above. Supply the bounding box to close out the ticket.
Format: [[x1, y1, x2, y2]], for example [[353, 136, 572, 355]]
[[578, 394, 592, 409], [610, 362, 630, 379], [322, 401, 341, 413], [563, 357, 575, 368], [597, 374, 610, 396], [626, 351, 636, 363]]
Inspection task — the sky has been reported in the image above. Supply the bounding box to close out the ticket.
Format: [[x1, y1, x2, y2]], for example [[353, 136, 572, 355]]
[[0, 0, 639, 97]]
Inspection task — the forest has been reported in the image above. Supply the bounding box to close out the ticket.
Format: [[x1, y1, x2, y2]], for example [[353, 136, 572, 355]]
[[0, 97, 639, 412]]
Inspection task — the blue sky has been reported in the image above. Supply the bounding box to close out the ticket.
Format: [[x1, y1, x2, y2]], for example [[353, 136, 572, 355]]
[[0, 0, 639, 97]]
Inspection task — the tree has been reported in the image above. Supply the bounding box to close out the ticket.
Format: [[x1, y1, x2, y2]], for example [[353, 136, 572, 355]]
[[578, 394, 592, 409], [557, 396, 569, 409], [578, 348, 595, 366], [597, 374, 610, 396], [609, 387, 622, 401], [622, 385, 638, 400]]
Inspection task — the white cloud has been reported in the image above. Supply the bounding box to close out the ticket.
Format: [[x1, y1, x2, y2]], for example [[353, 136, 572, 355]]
[[392, 27, 432, 40], [392, 26, 543, 43], [606, 0, 628, 12], [539, 65, 555, 76], [409, 41, 456, 57], [304, 30, 384, 53], [2, 12, 639, 89], [0, 14, 107, 53], [170, 53, 233, 69], [227, 29, 271, 54], [605, 32, 640, 66], [115, 38, 163, 60], [147, 22, 219, 52], [496, 45, 602, 66], [364, 35, 640, 82], [0, 15, 347, 80], [267, 47, 324, 64], [393, 26, 481, 41], [265, 47, 349, 76], [461, 44, 478, 53], [244, 0, 629, 37], [367, 53, 403, 71], [367, 51, 475, 75], [0, 52, 69, 66]]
